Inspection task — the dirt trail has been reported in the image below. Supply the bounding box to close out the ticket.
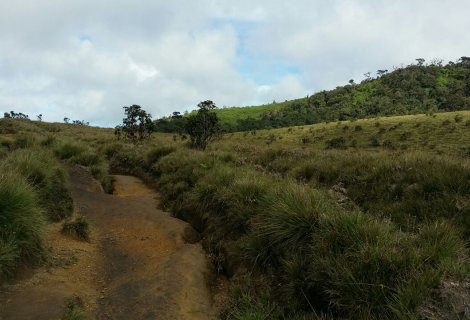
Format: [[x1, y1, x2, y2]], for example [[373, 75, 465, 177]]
[[0, 167, 218, 320]]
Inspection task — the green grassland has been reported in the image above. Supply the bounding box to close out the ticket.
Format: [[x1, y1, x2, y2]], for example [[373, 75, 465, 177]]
[[1, 110, 470, 319], [214, 99, 303, 126]]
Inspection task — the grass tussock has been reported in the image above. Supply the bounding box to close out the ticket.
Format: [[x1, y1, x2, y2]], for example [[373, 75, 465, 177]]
[[62, 295, 86, 320], [0, 172, 46, 279], [2, 149, 73, 221], [62, 216, 90, 241]]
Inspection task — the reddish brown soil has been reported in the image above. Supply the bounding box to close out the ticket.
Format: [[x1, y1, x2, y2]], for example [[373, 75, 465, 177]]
[[0, 167, 220, 319]]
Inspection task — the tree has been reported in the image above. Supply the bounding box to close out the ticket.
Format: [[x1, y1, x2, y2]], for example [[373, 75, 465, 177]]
[[185, 100, 220, 150], [8, 111, 29, 119], [3, 112, 10, 118], [416, 58, 425, 66], [37, 114, 42, 122], [119, 105, 153, 142], [64, 117, 70, 124], [377, 69, 388, 77]]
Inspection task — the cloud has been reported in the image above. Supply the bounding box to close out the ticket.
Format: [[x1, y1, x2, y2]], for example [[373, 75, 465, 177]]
[[0, 0, 469, 126]]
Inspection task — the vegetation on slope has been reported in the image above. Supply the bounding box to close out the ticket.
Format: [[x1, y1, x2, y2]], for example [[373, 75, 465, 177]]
[[1, 109, 469, 318], [104, 111, 470, 319], [0, 118, 112, 280], [155, 57, 470, 132]]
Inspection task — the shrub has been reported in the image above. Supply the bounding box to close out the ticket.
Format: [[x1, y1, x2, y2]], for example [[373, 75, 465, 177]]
[[185, 100, 221, 150], [370, 136, 381, 147], [454, 114, 463, 123], [354, 125, 363, 131], [382, 139, 395, 149], [325, 137, 347, 149], [399, 131, 412, 141]]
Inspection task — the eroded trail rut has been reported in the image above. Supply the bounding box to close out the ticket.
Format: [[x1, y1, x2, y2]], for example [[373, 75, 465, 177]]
[[0, 167, 218, 320]]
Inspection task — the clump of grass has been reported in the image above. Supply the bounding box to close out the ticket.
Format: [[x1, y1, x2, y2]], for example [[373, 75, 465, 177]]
[[71, 151, 101, 166], [442, 119, 451, 126], [62, 295, 86, 320], [239, 182, 469, 318], [146, 146, 175, 165], [89, 164, 114, 193], [2, 149, 73, 221], [54, 141, 87, 160], [454, 114, 464, 123], [40, 135, 56, 147], [0, 171, 45, 279], [382, 139, 394, 149], [325, 137, 347, 149], [62, 216, 90, 241], [14, 133, 37, 149], [289, 150, 470, 235], [399, 131, 412, 141], [370, 136, 380, 147]]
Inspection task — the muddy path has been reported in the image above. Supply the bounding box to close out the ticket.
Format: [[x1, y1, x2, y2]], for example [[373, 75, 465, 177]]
[[0, 167, 220, 319]]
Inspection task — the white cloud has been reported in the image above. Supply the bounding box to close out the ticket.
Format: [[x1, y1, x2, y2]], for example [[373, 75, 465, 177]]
[[0, 0, 469, 126]]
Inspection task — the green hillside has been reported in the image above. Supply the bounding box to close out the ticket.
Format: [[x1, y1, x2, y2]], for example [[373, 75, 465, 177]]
[[214, 99, 302, 126], [155, 57, 470, 132]]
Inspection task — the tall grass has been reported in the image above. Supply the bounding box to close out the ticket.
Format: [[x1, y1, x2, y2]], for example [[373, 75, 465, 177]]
[[4, 113, 468, 317], [0, 172, 46, 279], [2, 149, 73, 221]]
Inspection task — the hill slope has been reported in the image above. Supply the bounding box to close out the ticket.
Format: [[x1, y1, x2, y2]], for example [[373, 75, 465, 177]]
[[155, 57, 470, 132]]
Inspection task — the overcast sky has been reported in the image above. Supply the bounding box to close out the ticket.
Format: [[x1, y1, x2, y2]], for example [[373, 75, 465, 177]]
[[1, 0, 469, 127]]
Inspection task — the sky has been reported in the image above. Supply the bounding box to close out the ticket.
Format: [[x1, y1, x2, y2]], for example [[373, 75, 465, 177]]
[[1, 0, 469, 127]]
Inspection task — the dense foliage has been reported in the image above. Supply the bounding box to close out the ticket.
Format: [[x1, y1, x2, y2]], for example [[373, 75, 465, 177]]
[[185, 100, 221, 150], [116, 105, 154, 141]]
